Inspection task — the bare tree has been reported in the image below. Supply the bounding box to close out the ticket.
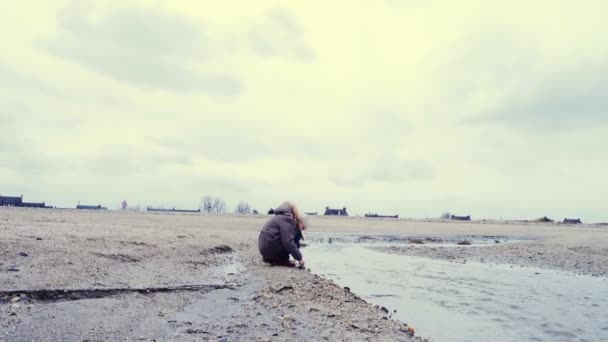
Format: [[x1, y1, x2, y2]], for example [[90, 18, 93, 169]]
[[212, 197, 227, 213], [235, 201, 251, 214], [201, 195, 214, 213], [201, 195, 226, 213]]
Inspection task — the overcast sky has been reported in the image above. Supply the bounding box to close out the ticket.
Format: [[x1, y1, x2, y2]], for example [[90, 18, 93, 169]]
[[1, 1, 607, 221]]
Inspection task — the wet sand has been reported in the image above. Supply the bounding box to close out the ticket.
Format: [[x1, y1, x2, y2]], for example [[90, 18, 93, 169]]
[[0, 209, 421, 341], [1, 209, 607, 341]]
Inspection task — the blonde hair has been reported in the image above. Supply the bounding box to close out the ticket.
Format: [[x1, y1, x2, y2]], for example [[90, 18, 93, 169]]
[[282, 201, 306, 230]]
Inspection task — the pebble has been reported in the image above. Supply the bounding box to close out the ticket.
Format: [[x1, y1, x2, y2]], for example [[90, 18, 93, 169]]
[[19, 252, 29, 257], [11, 297, 21, 303]]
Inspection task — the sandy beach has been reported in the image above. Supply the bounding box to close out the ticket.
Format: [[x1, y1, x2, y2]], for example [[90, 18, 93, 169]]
[[1, 208, 607, 341]]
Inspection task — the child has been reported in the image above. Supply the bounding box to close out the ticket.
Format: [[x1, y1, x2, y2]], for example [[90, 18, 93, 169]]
[[258, 202, 307, 267]]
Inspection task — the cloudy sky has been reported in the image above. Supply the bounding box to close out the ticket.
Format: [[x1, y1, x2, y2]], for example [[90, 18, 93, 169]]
[[1, 1, 607, 221]]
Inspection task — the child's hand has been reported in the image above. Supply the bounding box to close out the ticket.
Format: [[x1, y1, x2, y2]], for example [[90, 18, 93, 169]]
[[297, 259, 305, 268]]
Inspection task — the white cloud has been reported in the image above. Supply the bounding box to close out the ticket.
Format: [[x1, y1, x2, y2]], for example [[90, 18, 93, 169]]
[[0, 0, 607, 221]]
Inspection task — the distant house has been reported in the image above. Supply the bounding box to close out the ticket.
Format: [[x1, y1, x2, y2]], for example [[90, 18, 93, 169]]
[[77, 204, 108, 210], [1, 194, 50, 208], [21, 201, 47, 208], [146, 207, 200, 213], [324, 207, 348, 216], [562, 218, 582, 224], [451, 215, 471, 221], [0, 194, 23, 207], [365, 213, 399, 219]]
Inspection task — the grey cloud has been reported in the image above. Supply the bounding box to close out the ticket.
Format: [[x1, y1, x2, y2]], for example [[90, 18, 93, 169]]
[[464, 73, 608, 129], [0, 63, 128, 107], [249, 7, 316, 61], [367, 157, 435, 182], [439, 30, 608, 130], [331, 156, 435, 187], [87, 144, 193, 177], [0, 64, 55, 95], [148, 132, 272, 164], [44, 5, 242, 95]]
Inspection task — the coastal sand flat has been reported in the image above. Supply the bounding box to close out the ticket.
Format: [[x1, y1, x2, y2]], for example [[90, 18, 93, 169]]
[[1, 209, 422, 341], [1, 208, 606, 341]]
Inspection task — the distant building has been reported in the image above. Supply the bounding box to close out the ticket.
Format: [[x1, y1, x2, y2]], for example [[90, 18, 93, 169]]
[[76, 204, 108, 210], [146, 207, 200, 213], [324, 207, 348, 216], [21, 201, 47, 208], [1, 194, 50, 208], [451, 215, 471, 221], [0, 194, 23, 207], [562, 218, 582, 224], [365, 213, 399, 219]]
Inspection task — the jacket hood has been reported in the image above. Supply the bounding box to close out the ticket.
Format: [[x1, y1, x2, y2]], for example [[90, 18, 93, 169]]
[[274, 203, 294, 217]]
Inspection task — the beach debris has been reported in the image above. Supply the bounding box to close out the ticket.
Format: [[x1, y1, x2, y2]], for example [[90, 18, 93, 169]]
[[401, 324, 416, 336], [281, 314, 295, 322], [35, 237, 43, 241], [11, 296, 21, 303], [93, 253, 140, 263], [201, 245, 234, 255], [408, 238, 424, 244], [18, 252, 29, 257], [0, 283, 237, 303], [457, 240, 472, 245], [7, 267, 20, 272], [186, 329, 209, 334], [213, 245, 233, 253], [274, 285, 294, 293]]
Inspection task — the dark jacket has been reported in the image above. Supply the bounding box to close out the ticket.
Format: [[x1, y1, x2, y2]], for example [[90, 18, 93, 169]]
[[258, 204, 303, 261]]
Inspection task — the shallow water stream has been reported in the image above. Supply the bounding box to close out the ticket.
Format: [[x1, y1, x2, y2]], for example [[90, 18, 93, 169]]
[[306, 244, 608, 342]]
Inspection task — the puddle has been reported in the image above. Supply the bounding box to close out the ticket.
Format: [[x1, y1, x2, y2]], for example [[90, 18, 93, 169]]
[[307, 244, 608, 342]]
